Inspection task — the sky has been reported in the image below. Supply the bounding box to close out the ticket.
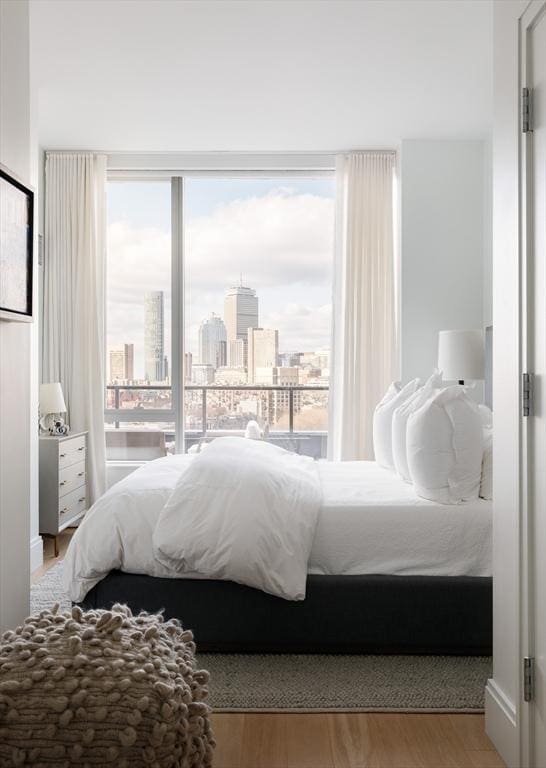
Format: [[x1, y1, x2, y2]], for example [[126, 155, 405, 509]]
[[107, 178, 335, 379]]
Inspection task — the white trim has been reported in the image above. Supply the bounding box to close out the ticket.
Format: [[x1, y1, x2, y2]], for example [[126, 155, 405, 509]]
[[30, 535, 43, 573], [485, 680, 518, 768]]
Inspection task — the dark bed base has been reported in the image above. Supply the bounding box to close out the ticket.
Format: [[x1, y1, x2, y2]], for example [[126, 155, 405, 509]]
[[80, 572, 492, 655]]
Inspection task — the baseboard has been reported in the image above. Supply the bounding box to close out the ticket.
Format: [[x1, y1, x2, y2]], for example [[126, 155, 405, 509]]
[[485, 678, 518, 767], [30, 535, 43, 573]]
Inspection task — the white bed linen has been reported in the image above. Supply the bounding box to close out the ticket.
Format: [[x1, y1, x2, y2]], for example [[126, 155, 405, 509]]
[[63, 454, 492, 602], [153, 438, 322, 600]]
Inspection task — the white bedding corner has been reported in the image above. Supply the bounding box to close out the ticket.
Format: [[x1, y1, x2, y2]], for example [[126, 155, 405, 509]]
[[152, 437, 323, 600]]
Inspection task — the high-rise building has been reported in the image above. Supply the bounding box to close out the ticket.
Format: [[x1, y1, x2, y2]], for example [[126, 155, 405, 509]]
[[192, 364, 215, 385], [144, 291, 165, 382], [109, 343, 134, 382], [198, 313, 227, 370], [247, 328, 279, 384], [224, 284, 259, 366], [184, 352, 193, 384], [228, 339, 245, 368]]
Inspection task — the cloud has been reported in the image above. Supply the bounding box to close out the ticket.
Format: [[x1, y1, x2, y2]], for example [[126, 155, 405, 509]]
[[185, 189, 334, 290], [107, 188, 334, 368]]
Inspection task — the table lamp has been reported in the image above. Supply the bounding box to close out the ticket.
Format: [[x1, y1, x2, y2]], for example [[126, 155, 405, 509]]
[[39, 382, 68, 434], [438, 330, 485, 385]]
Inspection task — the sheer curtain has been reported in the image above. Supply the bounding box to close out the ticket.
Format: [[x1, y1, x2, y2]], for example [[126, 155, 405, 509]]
[[329, 152, 398, 460], [42, 153, 107, 503]]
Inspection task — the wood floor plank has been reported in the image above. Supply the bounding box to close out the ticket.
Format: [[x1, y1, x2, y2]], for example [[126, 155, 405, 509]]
[[285, 714, 334, 768], [448, 715, 497, 752], [367, 713, 425, 768], [467, 750, 506, 768], [398, 714, 473, 768], [210, 713, 245, 768], [241, 713, 288, 768], [327, 713, 374, 768]]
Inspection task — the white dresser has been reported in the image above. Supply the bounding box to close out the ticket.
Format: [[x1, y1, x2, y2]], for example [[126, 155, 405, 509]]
[[39, 431, 88, 555]]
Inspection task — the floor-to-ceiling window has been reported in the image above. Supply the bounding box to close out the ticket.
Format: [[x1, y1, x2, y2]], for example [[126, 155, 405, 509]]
[[105, 172, 334, 461]]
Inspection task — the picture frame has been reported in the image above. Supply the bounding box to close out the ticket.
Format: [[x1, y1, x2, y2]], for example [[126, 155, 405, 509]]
[[0, 163, 34, 322]]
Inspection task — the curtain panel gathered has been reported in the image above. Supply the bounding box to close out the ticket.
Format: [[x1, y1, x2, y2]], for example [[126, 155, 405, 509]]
[[42, 153, 107, 503], [329, 152, 398, 461]]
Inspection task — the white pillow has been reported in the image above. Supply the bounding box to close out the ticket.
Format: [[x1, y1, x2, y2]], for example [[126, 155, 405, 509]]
[[392, 372, 443, 483], [480, 427, 493, 500], [478, 404, 493, 429], [373, 379, 421, 469], [406, 385, 483, 503]]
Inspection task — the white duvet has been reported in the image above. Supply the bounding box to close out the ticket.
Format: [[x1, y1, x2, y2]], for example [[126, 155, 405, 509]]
[[152, 437, 322, 600], [63, 446, 492, 604]]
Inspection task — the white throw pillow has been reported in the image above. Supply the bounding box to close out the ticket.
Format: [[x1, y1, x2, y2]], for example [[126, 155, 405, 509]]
[[480, 427, 493, 500], [406, 385, 483, 503], [478, 404, 493, 429], [373, 379, 421, 469], [392, 371, 443, 483]]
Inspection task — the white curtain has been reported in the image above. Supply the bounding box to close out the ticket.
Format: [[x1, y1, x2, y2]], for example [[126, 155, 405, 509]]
[[329, 152, 398, 461], [42, 153, 107, 503]]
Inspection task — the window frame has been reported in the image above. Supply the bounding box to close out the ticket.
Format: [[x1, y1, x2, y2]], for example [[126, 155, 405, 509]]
[[105, 159, 336, 456]]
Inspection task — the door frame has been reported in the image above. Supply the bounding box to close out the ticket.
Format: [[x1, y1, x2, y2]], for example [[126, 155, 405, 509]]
[[520, 3, 546, 767]]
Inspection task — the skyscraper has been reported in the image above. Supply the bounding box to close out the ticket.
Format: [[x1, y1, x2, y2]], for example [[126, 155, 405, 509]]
[[247, 328, 279, 384], [224, 284, 258, 367], [144, 291, 165, 382], [109, 343, 134, 382], [198, 313, 227, 370]]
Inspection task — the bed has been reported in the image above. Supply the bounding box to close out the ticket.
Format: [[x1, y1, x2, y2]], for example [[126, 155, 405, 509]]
[[68, 453, 492, 654]]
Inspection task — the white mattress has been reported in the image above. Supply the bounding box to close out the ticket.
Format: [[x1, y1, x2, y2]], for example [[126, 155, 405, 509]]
[[311, 461, 492, 577], [64, 454, 492, 602]]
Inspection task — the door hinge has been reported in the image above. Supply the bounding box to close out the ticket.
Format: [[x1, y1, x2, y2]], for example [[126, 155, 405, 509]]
[[522, 87, 532, 133], [522, 372, 533, 417], [524, 656, 535, 702]]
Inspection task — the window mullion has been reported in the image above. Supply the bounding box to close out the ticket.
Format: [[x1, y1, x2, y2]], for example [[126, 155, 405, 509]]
[[172, 176, 185, 453]]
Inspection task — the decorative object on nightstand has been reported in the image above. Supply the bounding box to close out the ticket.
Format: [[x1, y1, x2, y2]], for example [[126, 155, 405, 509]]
[[437, 329, 485, 386], [39, 382, 69, 434], [39, 431, 87, 557]]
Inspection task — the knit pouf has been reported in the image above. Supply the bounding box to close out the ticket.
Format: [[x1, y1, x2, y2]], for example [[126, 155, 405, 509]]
[[0, 603, 215, 767]]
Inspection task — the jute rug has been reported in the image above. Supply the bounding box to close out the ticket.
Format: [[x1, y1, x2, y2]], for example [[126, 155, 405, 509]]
[[31, 561, 490, 713]]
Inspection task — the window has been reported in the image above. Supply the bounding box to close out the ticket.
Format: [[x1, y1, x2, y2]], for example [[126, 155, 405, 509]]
[[105, 172, 334, 461]]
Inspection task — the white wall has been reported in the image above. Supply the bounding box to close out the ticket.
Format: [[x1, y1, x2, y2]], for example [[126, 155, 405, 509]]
[[0, 0, 34, 632], [484, 3, 529, 766], [400, 140, 488, 384]]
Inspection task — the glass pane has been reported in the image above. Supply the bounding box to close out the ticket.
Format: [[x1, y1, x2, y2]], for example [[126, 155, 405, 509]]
[[106, 387, 172, 410], [104, 422, 175, 459], [183, 178, 334, 455], [106, 181, 172, 413]]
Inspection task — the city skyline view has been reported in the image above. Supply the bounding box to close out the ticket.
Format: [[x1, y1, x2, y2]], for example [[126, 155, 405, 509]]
[[106, 178, 335, 381]]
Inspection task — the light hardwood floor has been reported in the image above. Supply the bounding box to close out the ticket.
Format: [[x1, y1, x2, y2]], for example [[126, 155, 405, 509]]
[[33, 535, 505, 768]]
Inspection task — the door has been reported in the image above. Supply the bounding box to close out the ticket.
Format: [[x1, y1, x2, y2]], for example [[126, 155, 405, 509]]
[[522, 2, 546, 766]]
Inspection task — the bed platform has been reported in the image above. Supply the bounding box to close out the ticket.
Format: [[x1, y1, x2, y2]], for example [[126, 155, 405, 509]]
[[80, 571, 492, 655]]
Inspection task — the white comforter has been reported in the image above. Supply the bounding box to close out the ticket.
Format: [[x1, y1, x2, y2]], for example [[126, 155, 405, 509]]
[[152, 437, 322, 600], [64, 449, 492, 603]]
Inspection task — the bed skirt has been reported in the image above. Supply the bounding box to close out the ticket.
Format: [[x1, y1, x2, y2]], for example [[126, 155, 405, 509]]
[[80, 572, 492, 655]]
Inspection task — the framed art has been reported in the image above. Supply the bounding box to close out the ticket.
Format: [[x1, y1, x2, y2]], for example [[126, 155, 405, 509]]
[[0, 163, 34, 322]]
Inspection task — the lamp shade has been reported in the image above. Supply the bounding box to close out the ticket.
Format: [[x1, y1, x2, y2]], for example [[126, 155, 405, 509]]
[[438, 330, 485, 381], [39, 382, 67, 415]]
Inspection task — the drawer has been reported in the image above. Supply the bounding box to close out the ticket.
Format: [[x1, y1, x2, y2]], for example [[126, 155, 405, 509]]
[[59, 460, 86, 497], [59, 486, 87, 528], [58, 436, 86, 469]]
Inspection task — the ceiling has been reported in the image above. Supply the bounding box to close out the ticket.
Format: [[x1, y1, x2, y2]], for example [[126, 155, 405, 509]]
[[30, 0, 493, 152]]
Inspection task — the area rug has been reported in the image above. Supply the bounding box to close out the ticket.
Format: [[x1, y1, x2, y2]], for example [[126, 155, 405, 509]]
[[31, 562, 491, 713]]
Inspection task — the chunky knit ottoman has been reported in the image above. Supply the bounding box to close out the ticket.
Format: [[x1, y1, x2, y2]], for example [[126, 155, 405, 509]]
[[0, 604, 214, 767]]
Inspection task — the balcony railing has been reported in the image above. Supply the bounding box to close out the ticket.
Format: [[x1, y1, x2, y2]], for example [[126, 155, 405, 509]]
[[105, 384, 329, 459]]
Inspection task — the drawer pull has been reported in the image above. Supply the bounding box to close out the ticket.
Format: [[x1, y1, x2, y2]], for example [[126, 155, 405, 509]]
[[60, 453, 67, 458], [60, 507, 69, 514], [78, 446, 85, 451], [59, 481, 66, 486], [78, 496, 86, 503], [77, 471, 84, 477]]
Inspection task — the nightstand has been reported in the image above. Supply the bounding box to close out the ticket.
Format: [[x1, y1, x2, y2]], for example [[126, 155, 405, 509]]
[[39, 431, 88, 556]]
